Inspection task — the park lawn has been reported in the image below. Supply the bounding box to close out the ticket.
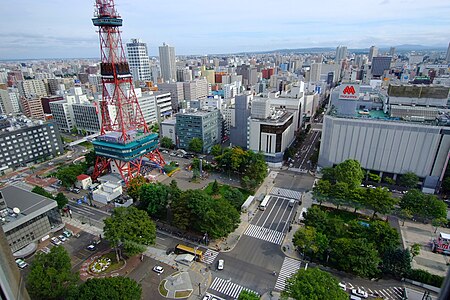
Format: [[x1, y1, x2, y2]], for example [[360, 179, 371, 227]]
[[79, 141, 94, 149]]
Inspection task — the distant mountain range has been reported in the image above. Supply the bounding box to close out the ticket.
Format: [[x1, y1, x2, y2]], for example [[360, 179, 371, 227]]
[[230, 44, 447, 56]]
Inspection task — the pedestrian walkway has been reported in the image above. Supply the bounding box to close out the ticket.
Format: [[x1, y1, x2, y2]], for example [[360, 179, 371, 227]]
[[345, 282, 404, 300], [201, 249, 219, 265], [274, 257, 302, 291], [243, 224, 284, 245], [270, 187, 302, 200], [210, 277, 258, 299]]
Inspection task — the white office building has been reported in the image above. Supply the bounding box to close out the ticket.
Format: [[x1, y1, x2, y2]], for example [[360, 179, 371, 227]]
[[126, 38, 152, 82], [159, 43, 176, 82]]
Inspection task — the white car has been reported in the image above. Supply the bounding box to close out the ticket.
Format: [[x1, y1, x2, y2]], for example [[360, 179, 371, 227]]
[[217, 259, 224, 270], [58, 235, 67, 242], [338, 282, 346, 291], [153, 266, 164, 274], [15, 259, 28, 269], [51, 237, 62, 246], [351, 288, 368, 299]]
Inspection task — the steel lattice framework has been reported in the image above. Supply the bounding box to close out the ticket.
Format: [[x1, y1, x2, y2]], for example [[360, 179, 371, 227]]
[[91, 0, 164, 184]]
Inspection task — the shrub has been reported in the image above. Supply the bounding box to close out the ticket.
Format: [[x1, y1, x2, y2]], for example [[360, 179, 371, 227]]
[[406, 269, 444, 288]]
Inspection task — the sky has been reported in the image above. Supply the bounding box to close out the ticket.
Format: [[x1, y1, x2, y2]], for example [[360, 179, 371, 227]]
[[0, 0, 449, 59]]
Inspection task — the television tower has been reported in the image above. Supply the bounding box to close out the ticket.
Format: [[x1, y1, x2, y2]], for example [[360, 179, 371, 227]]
[[91, 0, 164, 184]]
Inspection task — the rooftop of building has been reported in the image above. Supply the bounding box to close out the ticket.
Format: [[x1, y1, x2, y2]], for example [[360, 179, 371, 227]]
[[176, 108, 218, 117], [0, 114, 46, 133], [0, 186, 57, 228], [251, 110, 293, 124]]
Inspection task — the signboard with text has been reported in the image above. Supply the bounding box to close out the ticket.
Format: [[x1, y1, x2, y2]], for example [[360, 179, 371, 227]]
[[338, 83, 360, 100]]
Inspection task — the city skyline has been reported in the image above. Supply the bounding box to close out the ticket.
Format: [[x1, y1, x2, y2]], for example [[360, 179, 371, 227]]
[[0, 0, 449, 59]]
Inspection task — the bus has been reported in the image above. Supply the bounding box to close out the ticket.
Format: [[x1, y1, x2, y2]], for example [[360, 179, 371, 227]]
[[259, 195, 271, 210], [175, 244, 203, 261]]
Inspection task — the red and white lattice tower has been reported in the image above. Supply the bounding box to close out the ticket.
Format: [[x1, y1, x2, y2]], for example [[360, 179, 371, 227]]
[[91, 0, 164, 185]]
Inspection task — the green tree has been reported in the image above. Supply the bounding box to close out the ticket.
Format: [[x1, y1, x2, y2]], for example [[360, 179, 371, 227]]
[[54, 192, 68, 209], [211, 144, 223, 157], [70, 126, 78, 134], [410, 243, 421, 258], [312, 179, 332, 205], [30, 165, 36, 173], [381, 248, 412, 278], [55, 163, 88, 187], [383, 177, 396, 185], [368, 172, 381, 183], [238, 290, 259, 300], [330, 238, 381, 278], [363, 187, 397, 218], [211, 180, 220, 195], [139, 183, 169, 216], [171, 190, 191, 230], [329, 182, 349, 209], [334, 159, 364, 190], [104, 207, 156, 262], [281, 267, 348, 300], [188, 137, 203, 153], [293, 226, 328, 258], [127, 175, 147, 201], [432, 217, 448, 233], [201, 198, 240, 239], [27, 246, 78, 300], [399, 172, 419, 188], [366, 220, 400, 255], [223, 187, 245, 209], [160, 136, 174, 149], [399, 208, 413, 226], [80, 129, 87, 136], [31, 185, 54, 199], [321, 167, 336, 183], [69, 277, 142, 300], [400, 190, 447, 220]]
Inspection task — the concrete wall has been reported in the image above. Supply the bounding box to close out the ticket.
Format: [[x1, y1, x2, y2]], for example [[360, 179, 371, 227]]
[[319, 115, 445, 177]]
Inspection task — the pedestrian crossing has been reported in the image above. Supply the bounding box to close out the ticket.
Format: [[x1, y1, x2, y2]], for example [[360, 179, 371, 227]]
[[201, 249, 219, 265], [209, 277, 258, 299], [345, 282, 404, 300], [243, 224, 284, 245], [270, 187, 302, 200], [274, 257, 302, 291]]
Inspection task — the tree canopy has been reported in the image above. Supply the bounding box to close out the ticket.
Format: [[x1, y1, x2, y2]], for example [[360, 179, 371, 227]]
[[400, 189, 447, 220], [69, 277, 141, 300], [238, 290, 259, 300], [188, 137, 203, 153], [160, 136, 174, 149], [55, 162, 88, 187], [399, 172, 419, 188], [27, 246, 78, 300], [104, 207, 156, 261], [32, 186, 68, 209], [282, 267, 348, 300], [334, 159, 364, 189]]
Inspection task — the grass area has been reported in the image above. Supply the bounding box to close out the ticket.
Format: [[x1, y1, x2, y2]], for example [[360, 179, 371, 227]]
[[174, 290, 192, 298], [159, 279, 168, 297], [79, 141, 93, 149], [62, 136, 75, 143], [319, 205, 371, 223], [204, 182, 252, 200], [88, 252, 125, 274]]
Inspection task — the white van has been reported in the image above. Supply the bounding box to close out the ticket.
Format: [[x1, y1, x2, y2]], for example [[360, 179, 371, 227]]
[[298, 207, 308, 222], [289, 199, 295, 207], [350, 295, 362, 300]]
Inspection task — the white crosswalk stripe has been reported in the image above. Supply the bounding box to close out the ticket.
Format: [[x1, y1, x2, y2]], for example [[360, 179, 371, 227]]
[[274, 257, 302, 291], [243, 224, 285, 245], [345, 283, 404, 300], [210, 277, 258, 299], [270, 187, 302, 200], [201, 249, 219, 265]]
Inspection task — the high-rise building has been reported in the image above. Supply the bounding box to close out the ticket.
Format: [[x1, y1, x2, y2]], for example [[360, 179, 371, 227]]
[[389, 47, 396, 57], [230, 94, 252, 148], [446, 42, 450, 62], [369, 45, 378, 62], [335, 46, 347, 62], [20, 98, 45, 120], [17, 79, 47, 99], [126, 38, 152, 82], [371, 56, 392, 77], [176, 68, 193, 82], [0, 90, 14, 115], [310, 63, 322, 82], [159, 43, 176, 82], [183, 78, 209, 101], [0, 116, 63, 170]]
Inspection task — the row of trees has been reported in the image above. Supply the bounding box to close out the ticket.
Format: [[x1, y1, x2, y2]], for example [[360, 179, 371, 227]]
[[129, 178, 241, 239], [31, 186, 68, 209], [295, 206, 401, 278], [26, 246, 141, 300], [399, 189, 447, 222]]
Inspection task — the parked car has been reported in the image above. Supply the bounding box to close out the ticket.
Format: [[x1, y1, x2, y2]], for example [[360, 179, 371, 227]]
[[58, 235, 67, 242], [338, 282, 346, 291], [217, 259, 224, 270], [15, 259, 28, 269], [62, 230, 72, 238], [51, 237, 62, 246], [86, 244, 96, 251], [351, 288, 368, 299], [153, 266, 164, 274]]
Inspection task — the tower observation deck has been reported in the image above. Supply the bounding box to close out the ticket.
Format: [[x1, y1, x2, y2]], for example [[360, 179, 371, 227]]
[[91, 0, 164, 184]]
